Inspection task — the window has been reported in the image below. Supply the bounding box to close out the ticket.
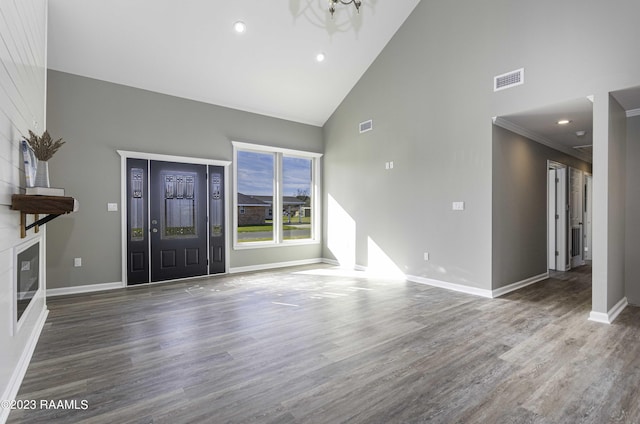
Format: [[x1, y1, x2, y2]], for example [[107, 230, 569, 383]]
[[282, 156, 312, 240], [233, 142, 321, 247]]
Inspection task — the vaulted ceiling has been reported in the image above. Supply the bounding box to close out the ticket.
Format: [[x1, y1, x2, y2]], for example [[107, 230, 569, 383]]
[[47, 0, 421, 127]]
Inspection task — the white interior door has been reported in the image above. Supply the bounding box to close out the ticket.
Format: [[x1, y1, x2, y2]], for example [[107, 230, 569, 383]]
[[584, 174, 593, 261], [548, 168, 557, 270], [569, 167, 585, 268], [556, 167, 569, 271]]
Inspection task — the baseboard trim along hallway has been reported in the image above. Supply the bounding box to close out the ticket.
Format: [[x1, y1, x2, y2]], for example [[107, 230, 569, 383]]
[[589, 296, 628, 324]]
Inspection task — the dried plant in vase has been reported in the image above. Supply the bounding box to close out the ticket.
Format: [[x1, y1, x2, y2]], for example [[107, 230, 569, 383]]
[[23, 130, 65, 188], [24, 130, 65, 161]]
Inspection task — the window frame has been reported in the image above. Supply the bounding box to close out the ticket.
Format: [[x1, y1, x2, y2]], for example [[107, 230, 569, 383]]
[[232, 141, 322, 249]]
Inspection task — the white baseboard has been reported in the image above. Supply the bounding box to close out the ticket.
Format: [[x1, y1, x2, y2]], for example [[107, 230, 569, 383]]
[[47, 281, 124, 297], [229, 258, 324, 274], [324, 259, 493, 298], [588, 311, 610, 324], [491, 272, 549, 298], [406, 274, 493, 298], [589, 297, 628, 324], [323, 261, 551, 300], [0, 307, 48, 424]]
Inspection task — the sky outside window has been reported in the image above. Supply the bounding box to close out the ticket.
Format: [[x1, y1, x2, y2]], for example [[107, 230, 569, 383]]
[[237, 150, 274, 195]]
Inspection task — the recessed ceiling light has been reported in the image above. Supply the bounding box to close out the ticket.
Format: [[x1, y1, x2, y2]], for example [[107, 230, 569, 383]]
[[233, 21, 246, 34], [557, 119, 571, 125], [316, 52, 326, 62]]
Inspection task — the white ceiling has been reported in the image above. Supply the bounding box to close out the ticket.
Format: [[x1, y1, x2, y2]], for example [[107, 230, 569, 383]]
[[495, 98, 595, 162], [47, 0, 421, 127], [496, 86, 640, 164]]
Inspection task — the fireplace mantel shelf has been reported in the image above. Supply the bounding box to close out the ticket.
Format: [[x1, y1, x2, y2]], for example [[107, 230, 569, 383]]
[[11, 194, 78, 238]]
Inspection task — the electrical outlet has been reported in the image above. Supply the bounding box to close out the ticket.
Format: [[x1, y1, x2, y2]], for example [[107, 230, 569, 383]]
[[107, 203, 118, 212], [424, 252, 429, 261], [74, 257, 82, 267], [389, 161, 394, 169]]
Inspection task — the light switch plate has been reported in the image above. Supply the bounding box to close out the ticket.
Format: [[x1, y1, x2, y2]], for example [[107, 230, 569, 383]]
[[107, 203, 118, 212], [452, 201, 465, 211]]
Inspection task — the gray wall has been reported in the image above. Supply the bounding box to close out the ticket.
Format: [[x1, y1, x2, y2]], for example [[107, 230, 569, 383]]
[[605, 97, 627, 310], [46, 70, 323, 289], [323, 0, 495, 289], [492, 125, 591, 290], [626, 115, 640, 305], [323, 0, 640, 295]]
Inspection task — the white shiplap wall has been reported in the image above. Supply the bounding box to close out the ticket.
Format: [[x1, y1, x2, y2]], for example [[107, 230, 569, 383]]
[[0, 0, 48, 421]]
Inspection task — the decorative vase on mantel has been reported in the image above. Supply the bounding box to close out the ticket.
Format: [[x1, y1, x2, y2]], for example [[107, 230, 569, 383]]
[[23, 130, 65, 189], [34, 160, 50, 188]]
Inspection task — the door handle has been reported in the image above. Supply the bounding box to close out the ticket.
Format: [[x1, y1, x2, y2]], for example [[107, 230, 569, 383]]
[[152, 228, 158, 233]]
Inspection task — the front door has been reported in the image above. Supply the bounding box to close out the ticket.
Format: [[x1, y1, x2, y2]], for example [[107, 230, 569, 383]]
[[150, 161, 208, 282]]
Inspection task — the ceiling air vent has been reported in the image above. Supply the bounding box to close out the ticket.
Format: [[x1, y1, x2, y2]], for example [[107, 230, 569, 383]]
[[573, 145, 593, 156], [494, 68, 524, 92], [359, 119, 373, 134]]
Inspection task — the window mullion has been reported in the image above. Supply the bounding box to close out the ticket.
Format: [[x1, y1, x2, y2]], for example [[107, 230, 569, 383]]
[[274, 152, 283, 244]]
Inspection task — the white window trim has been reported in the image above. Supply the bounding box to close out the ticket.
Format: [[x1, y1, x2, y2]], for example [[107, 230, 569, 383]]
[[232, 141, 322, 250]]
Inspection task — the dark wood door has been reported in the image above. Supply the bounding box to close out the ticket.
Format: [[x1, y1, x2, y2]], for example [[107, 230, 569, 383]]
[[150, 161, 208, 282]]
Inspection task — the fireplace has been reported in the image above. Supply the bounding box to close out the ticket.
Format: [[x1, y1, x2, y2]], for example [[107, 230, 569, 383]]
[[14, 239, 41, 334]]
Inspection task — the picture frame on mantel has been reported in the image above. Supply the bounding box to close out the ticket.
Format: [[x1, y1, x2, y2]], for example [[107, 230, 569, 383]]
[[21, 140, 37, 188]]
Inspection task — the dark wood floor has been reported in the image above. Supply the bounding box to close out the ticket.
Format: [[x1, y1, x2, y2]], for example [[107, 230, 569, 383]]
[[8, 264, 640, 423]]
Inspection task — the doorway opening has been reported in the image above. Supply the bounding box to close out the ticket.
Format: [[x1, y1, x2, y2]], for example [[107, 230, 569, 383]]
[[547, 161, 592, 272]]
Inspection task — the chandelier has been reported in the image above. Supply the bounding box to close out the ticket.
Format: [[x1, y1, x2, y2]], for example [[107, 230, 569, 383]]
[[289, 0, 367, 35], [329, 0, 362, 18]]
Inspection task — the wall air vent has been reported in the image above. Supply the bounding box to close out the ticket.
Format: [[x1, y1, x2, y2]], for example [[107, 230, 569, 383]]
[[494, 68, 524, 92], [359, 119, 373, 134]]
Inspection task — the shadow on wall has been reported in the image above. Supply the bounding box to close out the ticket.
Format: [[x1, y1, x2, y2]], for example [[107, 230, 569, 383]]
[[326, 194, 483, 288]]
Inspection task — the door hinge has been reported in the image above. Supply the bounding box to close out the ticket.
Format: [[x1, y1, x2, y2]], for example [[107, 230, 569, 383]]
[[555, 251, 559, 256], [556, 214, 559, 220]]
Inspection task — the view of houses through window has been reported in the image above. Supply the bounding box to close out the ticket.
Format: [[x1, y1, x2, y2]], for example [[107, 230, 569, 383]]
[[235, 144, 316, 245], [282, 156, 312, 241]]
